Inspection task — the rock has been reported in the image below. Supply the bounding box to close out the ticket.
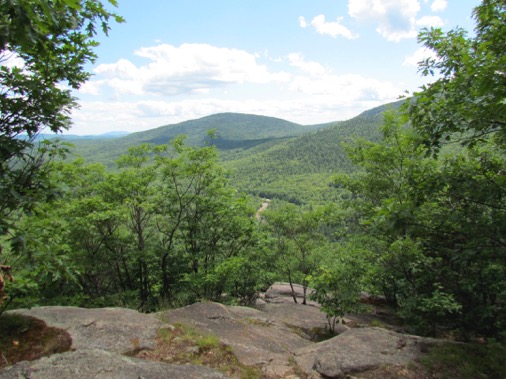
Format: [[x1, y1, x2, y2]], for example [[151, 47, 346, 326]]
[[0, 349, 228, 379], [186, 346, 200, 355], [360, 291, 388, 306], [294, 327, 440, 378], [1, 297, 444, 378], [161, 301, 314, 368], [9, 306, 165, 354], [264, 282, 318, 305]]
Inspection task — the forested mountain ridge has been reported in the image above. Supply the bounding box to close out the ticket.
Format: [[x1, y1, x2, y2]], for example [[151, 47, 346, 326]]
[[69, 112, 325, 165], [70, 100, 402, 166], [67, 100, 404, 203], [223, 100, 404, 202]]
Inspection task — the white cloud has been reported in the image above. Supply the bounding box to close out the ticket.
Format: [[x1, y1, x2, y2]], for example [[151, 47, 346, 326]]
[[1, 51, 25, 69], [298, 16, 308, 28], [308, 14, 359, 39], [430, 0, 447, 12], [286, 54, 401, 102], [78, 80, 103, 95], [287, 53, 328, 76], [92, 43, 290, 97], [416, 15, 445, 27], [72, 45, 403, 135], [289, 72, 400, 102], [348, 0, 421, 42], [71, 92, 401, 135], [403, 47, 438, 67]]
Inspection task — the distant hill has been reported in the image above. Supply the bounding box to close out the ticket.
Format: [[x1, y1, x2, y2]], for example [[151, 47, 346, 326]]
[[29, 131, 130, 141], [68, 100, 404, 203], [69, 113, 325, 165], [223, 100, 403, 203]]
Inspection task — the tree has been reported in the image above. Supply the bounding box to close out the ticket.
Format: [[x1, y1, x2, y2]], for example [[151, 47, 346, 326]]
[[264, 203, 327, 304], [403, 0, 506, 336], [407, 0, 505, 153], [332, 0, 506, 338], [154, 138, 259, 304], [0, 0, 122, 308], [340, 101, 505, 337]]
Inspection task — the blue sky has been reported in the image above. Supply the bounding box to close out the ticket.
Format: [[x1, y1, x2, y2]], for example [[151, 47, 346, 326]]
[[70, 0, 480, 135]]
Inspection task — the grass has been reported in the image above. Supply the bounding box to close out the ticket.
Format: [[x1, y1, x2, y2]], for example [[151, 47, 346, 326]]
[[135, 322, 262, 379], [0, 313, 71, 368]]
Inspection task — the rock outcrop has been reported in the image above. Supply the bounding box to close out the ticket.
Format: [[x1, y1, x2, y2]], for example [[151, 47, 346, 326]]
[[2, 306, 227, 379], [294, 327, 439, 378], [0, 349, 227, 379], [0, 284, 441, 378], [10, 306, 165, 354]]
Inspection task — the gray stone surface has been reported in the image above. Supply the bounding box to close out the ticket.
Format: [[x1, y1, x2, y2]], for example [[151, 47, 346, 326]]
[[264, 282, 318, 306], [2, 292, 441, 378], [162, 301, 313, 368], [294, 327, 439, 378], [0, 349, 228, 379], [9, 306, 165, 354], [161, 300, 353, 378]]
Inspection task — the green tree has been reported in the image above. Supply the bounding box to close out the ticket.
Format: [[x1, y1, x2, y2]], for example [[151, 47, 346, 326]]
[[340, 108, 506, 337], [333, 0, 506, 338], [154, 138, 259, 304], [407, 0, 505, 152], [0, 0, 122, 308], [264, 203, 328, 304]]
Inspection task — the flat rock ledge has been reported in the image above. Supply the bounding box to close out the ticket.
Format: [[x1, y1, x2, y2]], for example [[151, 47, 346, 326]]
[[294, 327, 439, 378], [8, 306, 165, 354], [3, 306, 228, 379], [2, 298, 442, 378], [161, 301, 438, 378], [0, 349, 227, 379]]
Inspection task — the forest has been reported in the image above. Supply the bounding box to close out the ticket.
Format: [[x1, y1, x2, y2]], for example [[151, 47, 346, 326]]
[[0, 0, 504, 353]]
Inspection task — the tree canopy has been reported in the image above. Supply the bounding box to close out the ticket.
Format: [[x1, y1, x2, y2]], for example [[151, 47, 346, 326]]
[[0, 0, 122, 307], [337, 0, 506, 338]]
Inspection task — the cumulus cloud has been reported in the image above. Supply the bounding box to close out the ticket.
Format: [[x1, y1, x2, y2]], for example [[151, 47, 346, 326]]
[[416, 15, 445, 27], [71, 89, 401, 135], [298, 16, 308, 28], [1, 51, 25, 69], [431, 0, 447, 12], [72, 45, 403, 135], [72, 53, 403, 135], [92, 43, 290, 97], [348, 0, 420, 42], [287, 53, 328, 76], [403, 47, 438, 67], [286, 54, 400, 102], [306, 14, 359, 39], [289, 72, 400, 102]]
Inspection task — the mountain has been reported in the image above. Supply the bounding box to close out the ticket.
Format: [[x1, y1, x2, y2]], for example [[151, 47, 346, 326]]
[[27, 131, 130, 141], [222, 100, 403, 203], [69, 113, 325, 165], [68, 101, 403, 203]]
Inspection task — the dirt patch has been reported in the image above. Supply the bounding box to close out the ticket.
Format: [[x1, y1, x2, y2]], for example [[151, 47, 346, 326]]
[[0, 314, 71, 368]]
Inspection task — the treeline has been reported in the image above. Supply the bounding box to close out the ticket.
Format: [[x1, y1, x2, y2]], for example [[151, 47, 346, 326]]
[[5, 140, 274, 311]]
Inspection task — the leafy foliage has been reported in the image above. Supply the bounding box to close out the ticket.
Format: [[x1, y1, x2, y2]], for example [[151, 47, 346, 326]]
[[334, 1, 506, 338], [0, 0, 122, 310], [9, 140, 266, 310], [408, 0, 506, 152]]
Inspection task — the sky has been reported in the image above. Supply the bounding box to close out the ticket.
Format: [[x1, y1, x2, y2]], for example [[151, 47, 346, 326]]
[[68, 0, 481, 135]]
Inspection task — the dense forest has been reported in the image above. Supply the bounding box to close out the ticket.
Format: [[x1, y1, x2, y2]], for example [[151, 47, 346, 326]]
[[1, 0, 505, 351]]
